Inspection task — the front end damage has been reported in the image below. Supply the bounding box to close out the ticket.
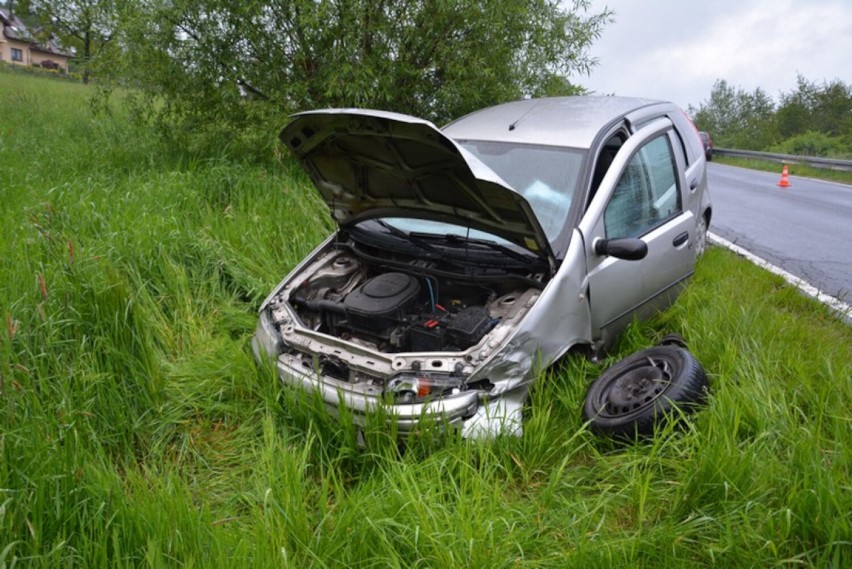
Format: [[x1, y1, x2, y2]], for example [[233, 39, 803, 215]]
[[253, 231, 592, 438], [253, 108, 592, 437], [252, 234, 544, 437]]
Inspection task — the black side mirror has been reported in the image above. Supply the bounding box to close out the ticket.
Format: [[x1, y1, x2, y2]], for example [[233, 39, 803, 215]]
[[593, 237, 648, 261]]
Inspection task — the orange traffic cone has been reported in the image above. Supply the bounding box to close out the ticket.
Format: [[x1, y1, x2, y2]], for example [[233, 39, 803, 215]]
[[778, 164, 791, 188]]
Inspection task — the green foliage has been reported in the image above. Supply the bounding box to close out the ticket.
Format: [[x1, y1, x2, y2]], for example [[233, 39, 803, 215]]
[[2, 72, 851, 567], [777, 75, 852, 139], [691, 75, 852, 157], [690, 79, 778, 150], [770, 130, 850, 158], [93, 0, 611, 159], [0, 59, 82, 81], [18, 0, 118, 84]]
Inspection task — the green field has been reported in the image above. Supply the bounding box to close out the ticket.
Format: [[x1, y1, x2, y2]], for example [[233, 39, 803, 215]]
[[2, 73, 850, 567]]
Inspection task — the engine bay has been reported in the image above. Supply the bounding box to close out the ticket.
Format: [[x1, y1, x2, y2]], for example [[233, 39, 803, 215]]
[[278, 241, 547, 355]]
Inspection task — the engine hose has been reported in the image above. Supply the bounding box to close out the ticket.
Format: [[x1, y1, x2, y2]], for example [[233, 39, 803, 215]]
[[291, 295, 346, 315]]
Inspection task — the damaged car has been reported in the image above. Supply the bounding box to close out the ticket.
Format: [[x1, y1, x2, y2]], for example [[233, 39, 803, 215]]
[[253, 96, 712, 438]]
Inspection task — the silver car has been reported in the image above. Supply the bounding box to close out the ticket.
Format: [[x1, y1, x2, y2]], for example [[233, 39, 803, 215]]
[[253, 96, 712, 438]]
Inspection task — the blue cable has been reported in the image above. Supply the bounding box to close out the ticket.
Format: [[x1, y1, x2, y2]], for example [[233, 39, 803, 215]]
[[425, 277, 436, 311]]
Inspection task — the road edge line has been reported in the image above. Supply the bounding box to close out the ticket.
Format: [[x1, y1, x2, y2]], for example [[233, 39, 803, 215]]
[[708, 231, 851, 326]]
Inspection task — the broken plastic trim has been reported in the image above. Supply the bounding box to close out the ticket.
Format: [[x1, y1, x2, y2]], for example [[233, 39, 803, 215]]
[[386, 373, 466, 404]]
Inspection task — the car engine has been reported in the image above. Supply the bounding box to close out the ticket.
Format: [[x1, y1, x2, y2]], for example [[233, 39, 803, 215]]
[[282, 247, 543, 355]]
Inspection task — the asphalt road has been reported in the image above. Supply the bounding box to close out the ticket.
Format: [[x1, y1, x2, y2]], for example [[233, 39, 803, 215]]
[[706, 163, 852, 301]]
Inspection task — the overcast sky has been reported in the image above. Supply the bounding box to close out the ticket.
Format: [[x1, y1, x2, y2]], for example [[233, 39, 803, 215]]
[[575, 0, 852, 110]]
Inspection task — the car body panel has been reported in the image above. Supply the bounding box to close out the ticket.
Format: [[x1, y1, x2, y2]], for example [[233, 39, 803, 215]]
[[579, 118, 696, 345], [443, 96, 662, 148], [281, 109, 554, 264]]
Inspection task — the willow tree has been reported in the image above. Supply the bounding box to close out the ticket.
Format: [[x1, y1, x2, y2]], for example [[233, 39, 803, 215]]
[[102, 0, 611, 156], [21, 0, 118, 83]]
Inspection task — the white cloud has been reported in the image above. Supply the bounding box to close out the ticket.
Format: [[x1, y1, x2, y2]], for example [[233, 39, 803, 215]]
[[577, 0, 852, 108]]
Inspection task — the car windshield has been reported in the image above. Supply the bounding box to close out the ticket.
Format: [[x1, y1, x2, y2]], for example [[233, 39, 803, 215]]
[[458, 140, 584, 242]]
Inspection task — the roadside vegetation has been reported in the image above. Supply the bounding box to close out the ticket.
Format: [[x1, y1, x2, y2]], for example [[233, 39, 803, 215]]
[[50, 0, 611, 161], [714, 155, 852, 186], [2, 71, 850, 567], [691, 77, 852, 159]]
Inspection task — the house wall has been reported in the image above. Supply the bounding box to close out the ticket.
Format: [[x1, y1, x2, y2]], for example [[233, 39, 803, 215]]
[[30, 48, 69, 72], [0, 36, 34, 67], [1, 38, 69, 72]]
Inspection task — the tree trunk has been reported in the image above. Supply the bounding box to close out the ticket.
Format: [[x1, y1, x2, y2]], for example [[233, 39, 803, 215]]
[[82, 30, 91, 84]]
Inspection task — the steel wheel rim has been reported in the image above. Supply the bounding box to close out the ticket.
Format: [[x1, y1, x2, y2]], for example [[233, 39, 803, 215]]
[[595, 356, 673, 418]]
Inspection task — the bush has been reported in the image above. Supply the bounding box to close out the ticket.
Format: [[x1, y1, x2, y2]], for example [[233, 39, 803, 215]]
[[0, 60, 77, 81], [97, 0, 613, 162], [770, 131, 852, 159]]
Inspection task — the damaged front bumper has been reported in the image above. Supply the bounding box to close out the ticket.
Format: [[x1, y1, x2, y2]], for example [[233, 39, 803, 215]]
[[252, 312, 525, 437]]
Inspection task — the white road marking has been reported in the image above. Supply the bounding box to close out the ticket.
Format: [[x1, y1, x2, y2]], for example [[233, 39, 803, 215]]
[[708, 232, 852, 326]]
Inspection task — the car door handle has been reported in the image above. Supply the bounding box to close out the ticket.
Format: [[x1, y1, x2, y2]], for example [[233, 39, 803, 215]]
[[689, 179, 698, 190], [672, 232, 689, 247]]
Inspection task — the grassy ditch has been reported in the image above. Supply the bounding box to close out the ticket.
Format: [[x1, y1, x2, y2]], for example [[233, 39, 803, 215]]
[[714, 155, 852, 185], [2, 73, 850, 567]]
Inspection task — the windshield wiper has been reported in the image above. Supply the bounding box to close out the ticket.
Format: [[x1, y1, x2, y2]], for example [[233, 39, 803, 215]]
[[374, 220, 443, 257], [412, 232, 540, 266]]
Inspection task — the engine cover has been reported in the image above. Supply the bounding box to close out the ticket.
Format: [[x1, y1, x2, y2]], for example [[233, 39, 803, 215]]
[[344, 273, 420, 331]]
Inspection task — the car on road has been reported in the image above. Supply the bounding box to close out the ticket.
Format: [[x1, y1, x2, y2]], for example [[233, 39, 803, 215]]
[[698, 131, 713, 161], [253, 96, 713, 438]]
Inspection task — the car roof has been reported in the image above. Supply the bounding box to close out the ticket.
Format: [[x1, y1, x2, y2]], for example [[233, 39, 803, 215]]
[[442, 96, 670, 149]]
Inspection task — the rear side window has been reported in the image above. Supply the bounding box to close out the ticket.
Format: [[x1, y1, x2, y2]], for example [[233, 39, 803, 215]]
[[670, 110, 705, 164], [604, 134, 681, 239]]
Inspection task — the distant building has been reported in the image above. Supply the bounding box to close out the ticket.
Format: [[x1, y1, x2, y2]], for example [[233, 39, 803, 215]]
[[1, 8, 72, 73]]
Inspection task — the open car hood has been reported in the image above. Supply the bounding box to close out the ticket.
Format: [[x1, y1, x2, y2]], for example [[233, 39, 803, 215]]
[[281, 109, 555, 264]]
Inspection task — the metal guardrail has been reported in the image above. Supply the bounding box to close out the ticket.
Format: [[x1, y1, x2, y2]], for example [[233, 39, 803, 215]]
[[714, 148, 852, 171]]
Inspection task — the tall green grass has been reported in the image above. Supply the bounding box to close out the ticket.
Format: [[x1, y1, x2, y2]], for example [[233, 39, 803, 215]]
[[1, 73, 850, 567]]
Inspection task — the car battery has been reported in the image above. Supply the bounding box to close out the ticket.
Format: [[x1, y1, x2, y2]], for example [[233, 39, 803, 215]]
[[407, 315, 447, 352]]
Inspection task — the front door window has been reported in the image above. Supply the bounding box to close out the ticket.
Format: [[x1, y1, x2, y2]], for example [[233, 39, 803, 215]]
[[604, 135, 680, 239]]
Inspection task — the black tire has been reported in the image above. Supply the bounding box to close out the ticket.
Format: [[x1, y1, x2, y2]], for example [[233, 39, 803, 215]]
[[583, 346, 708, 436], [659, 333, 687, 348]]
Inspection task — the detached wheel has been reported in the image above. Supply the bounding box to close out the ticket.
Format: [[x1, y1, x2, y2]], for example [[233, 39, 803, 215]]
[[583, 346, 708, 436]]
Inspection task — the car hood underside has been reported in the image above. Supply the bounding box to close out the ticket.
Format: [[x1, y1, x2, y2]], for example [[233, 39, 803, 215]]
[[281, 109, 555, 264]]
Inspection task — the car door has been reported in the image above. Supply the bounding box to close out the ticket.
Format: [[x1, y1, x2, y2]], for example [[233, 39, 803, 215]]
[[579, 117, 695, 347]]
